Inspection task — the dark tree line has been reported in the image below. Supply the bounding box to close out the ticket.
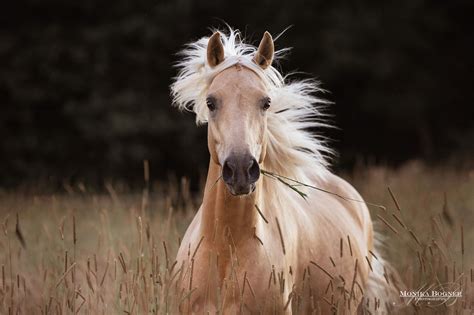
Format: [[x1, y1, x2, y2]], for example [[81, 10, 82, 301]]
[[1, 0, 473, 187]]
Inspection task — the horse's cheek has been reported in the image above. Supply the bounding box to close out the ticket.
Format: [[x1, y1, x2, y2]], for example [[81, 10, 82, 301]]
[[207, 127, 220, 165], [258, 133, 268, 163]]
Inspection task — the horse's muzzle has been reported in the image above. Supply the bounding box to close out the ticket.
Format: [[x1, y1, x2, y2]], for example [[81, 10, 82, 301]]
[[222, 154, 260, 195]]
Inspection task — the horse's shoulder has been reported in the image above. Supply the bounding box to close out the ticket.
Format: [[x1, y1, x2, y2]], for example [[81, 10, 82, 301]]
[[323, 173, 361, 199], [314, 172, 372, 231], [176, 206, 203, 261]]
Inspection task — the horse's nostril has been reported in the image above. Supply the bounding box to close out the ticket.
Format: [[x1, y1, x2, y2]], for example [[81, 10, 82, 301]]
[[248, 158, 260, 183], [222, 160, 234, 184]]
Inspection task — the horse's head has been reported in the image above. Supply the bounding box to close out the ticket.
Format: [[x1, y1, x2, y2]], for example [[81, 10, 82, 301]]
[[206, 32, 274, 196]]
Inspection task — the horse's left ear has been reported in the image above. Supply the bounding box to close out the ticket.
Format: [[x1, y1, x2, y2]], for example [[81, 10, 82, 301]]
[[254, 31, 274, 69]]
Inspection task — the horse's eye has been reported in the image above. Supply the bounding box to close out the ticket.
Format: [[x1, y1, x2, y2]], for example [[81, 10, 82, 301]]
[[262, 97, 271, 110], [206, 98, 216, 111]]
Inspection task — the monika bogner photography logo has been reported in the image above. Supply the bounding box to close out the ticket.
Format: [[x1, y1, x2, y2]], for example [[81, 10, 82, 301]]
[[400, 283, 463, 306]]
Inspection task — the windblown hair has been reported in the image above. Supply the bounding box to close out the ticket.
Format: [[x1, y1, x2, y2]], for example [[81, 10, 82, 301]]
[[170, 28, 333, 182]]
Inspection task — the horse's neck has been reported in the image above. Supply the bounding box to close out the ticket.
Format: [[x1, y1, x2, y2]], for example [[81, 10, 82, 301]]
[[200, 159, 260, 246]]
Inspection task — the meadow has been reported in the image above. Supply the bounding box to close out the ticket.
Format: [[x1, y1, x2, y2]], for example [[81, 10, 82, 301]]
[[0, 161, 473, 314]]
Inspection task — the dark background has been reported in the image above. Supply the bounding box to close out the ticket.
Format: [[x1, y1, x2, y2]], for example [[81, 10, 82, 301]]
[[1, 0, 473, 188]]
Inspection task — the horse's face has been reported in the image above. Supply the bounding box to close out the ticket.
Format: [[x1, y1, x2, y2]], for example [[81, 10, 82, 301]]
[[207, 66, 269, 195], [206, 32, 274, 196]]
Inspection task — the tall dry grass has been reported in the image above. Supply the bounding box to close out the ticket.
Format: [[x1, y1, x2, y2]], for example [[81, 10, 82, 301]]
[[0, 161, 473, 314], [349, 161, 474, 313]]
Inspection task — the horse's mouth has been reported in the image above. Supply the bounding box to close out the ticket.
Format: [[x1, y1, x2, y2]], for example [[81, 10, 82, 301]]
[[226, 183, 256, 196]]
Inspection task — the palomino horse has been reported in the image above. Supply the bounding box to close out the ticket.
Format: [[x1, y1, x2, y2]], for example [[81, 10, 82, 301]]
[[171, 29, 397, 314]]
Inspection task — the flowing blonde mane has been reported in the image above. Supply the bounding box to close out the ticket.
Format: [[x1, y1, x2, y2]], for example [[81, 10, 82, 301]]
[[171, 28, 333, 183]]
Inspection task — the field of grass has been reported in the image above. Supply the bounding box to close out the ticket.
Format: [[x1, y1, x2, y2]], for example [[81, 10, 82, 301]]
[[0, 161, 473, 314]]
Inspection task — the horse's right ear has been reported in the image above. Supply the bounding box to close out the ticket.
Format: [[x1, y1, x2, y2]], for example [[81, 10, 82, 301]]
[[254, 31, 274, 69], [207, 32, 225, 67]]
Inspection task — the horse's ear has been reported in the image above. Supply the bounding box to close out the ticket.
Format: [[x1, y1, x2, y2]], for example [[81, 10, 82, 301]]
[[207, 32, 225, 67], [254, 31, 274, 69]]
